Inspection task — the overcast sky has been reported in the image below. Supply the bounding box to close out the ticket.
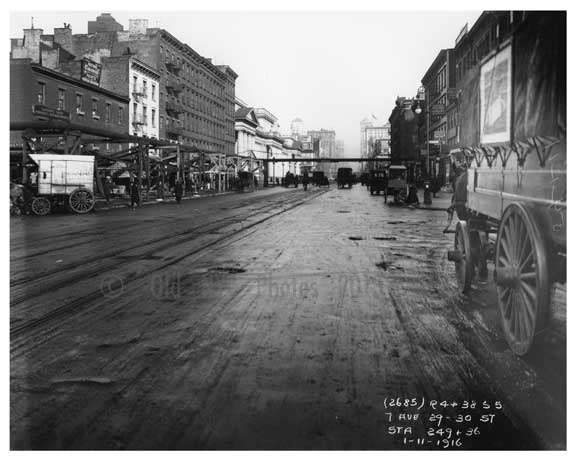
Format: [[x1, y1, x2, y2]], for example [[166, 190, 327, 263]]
[[10, 8, 482, 156]]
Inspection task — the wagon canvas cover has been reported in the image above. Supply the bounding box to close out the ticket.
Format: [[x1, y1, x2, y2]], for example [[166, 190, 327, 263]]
[[29, 154, 95, 195]]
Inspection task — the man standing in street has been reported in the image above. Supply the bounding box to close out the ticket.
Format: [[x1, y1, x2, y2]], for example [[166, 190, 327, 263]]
[[103, 176, 113, 206], [174, 180, 183, 204], [130, 181, 140, 211]]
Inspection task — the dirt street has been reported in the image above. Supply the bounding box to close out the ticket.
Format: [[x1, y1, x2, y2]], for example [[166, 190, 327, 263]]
[[10, 185, 566, 450]]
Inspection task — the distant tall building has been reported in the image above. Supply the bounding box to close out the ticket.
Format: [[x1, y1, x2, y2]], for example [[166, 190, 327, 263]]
[[308, 128, 336, 177], [365, 123, 390, 158], [360, 114, 381, 156], [290, 117, 305, 137]]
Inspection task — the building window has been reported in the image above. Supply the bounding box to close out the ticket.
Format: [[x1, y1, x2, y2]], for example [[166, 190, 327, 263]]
[[118, 106, 124, 124], [37, 82, 46, 104], [143, 80, 148, 97], [143, 105, 148, 125], [76, 93, 84, 115], [151, 109, 156, 127], [105, 103, 111, 122], [160, 115, 164, 128], [91, 98, 99, 119], [58, 88, 66, 110], [151, 83, 156, 101], [133, 75, 138, 92]]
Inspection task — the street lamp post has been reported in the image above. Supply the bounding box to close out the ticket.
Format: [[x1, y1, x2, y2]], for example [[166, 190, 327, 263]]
[[414, 101, 429, 178]]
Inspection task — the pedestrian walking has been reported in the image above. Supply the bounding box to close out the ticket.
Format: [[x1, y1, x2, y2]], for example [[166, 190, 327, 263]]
[[406, 184, 420, 205], [103, 176, 112, 205], [174, 180, 183, 204], [130, 181, 140, 210]]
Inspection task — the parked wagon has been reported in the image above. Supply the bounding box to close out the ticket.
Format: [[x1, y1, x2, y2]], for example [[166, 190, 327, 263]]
[[446, 12, 566, 355], [386, 165, 408, 203], [27, 154, 96, 215]]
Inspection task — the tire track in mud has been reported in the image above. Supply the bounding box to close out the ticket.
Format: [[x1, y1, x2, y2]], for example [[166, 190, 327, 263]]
[[11, 189, 328, 353], [387, 286, 542, 450], [10, 191, 317, 291]]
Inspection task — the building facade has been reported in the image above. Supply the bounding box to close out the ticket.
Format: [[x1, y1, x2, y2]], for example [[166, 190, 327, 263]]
[[10, 58, 130, 156], [307, 129, 336, 177], [388, 97, 419, 181], [19, 14, 238, 158], [290, 118, 305, 137], [364, 123, 390, 159], [100, 55, 160, 139], [419, 48, 455, 181]]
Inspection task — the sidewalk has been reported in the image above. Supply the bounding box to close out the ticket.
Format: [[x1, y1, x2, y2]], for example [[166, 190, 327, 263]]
[[415, 190, 452, 211]]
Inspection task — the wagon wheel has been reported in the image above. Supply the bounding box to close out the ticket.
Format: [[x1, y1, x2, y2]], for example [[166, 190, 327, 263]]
[[495, 203, 550, 356], [454, 220, 474, 293], [31, 197, 51, 216], [69, 188, 95, 214]]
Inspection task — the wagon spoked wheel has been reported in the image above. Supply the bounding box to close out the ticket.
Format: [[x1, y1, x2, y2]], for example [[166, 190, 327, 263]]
[[495, 203, 550, 356], [31, 197, 51, 216], [454, 220, 474, 293], [69, 188, 95, 214]]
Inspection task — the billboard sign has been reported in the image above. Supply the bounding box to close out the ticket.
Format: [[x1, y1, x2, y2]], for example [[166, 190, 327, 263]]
[[480, 44, 512, 144], [81, 59, 102, 86]]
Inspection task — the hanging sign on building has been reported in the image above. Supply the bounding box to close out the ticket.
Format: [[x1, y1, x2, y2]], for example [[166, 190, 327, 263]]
[[434, 130, 445, 140], [81, 59, 102, 86]]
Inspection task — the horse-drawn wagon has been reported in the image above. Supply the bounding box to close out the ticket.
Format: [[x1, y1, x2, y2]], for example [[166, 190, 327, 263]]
[[26, 154, 96, 215], [446, 12, 566, 355]]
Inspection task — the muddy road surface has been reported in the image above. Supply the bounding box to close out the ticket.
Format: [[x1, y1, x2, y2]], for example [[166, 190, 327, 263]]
[[10, 185, 566, 449]]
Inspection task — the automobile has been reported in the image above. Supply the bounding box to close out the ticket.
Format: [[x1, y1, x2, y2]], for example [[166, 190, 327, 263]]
[[369, 170, 388, 196], [311, 171, 330, 187], [336, 167, 353, 189]]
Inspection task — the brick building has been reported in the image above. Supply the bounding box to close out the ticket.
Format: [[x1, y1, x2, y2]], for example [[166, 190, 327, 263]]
[[10, 58, 130, 155], [105, 19, 238, 157], [14, 14, 238, 158], [388, 97, 419, 181], [419, 48, 455, 182], [100, 55, 160, 139]]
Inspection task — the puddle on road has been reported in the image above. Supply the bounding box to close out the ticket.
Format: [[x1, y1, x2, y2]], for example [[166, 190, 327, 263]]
[[209, 266, 247, 274], [387, 221, 406, 225], [373, 236, 397, 241], [348, 236, 364, 241], [337, 210, 351, 213], [375, 261, 404, 272]]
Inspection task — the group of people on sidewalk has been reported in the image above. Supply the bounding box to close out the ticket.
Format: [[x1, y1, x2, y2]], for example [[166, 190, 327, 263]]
[[101, 177, 185, 211]]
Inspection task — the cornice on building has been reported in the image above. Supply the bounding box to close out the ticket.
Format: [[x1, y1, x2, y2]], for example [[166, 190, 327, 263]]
[[421, 48, 451, 85]]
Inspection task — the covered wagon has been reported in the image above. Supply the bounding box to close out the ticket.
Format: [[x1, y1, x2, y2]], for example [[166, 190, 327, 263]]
[[27, 154, 96, 215]]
